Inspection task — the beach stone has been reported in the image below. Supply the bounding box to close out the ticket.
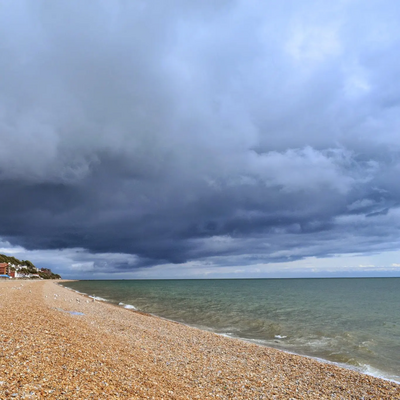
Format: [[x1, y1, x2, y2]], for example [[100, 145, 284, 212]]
[[0, 280, 399, 399]]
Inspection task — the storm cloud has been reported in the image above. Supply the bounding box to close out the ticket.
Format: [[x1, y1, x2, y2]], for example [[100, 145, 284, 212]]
[[1, 1, 400, 277]]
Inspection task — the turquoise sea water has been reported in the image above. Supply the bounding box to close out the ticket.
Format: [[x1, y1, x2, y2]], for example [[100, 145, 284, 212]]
[[64, 278, 400, 382]]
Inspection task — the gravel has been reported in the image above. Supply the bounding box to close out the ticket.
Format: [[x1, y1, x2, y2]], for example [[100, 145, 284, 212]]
[[0, 280, 399, 399]]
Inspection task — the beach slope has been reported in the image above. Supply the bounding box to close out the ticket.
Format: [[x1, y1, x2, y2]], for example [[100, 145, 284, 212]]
[[0, 280, 399, 399]]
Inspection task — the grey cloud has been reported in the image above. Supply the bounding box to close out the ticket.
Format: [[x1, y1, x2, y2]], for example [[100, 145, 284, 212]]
[[1, 1, 400, 275]]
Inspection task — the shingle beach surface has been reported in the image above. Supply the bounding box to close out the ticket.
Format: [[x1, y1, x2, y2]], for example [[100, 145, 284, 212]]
[[0, 280, 399, 399]]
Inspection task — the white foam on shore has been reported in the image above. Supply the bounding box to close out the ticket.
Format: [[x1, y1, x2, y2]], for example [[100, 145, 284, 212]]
[[311, 356, 400, 385], [70, 289, 86, 296], [88, 295, 108, 302], [124, 305, 137, 310], [356, 363, 400, 384], [118, 302, 137, 310], [216, 333, 400, 385], [59, 285, 88, 297], [58, 284, 109, 302]]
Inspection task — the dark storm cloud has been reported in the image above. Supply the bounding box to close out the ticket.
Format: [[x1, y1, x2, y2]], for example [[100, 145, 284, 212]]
[[1, 0, 400, 273]]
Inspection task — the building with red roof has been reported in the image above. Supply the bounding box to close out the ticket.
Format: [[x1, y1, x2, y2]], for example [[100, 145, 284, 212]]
[[0, 263, 9, 275]]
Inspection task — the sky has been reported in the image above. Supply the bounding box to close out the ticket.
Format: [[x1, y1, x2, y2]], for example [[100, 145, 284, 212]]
[[1, 0, 400, 279]]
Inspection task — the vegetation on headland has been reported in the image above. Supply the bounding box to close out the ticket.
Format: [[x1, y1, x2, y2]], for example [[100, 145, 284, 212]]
[[0, 253, 61, 279]]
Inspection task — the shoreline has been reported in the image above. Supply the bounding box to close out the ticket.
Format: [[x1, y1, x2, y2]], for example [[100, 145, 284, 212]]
[[60, 280, 400, 385], [1, 280, 399, 399]]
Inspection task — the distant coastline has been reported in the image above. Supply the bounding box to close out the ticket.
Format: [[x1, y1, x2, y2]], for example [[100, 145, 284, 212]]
[[0, 253, 61, 279]]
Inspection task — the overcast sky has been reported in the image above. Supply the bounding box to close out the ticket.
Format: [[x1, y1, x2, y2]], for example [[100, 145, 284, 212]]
[[1, 0, 400, 279]]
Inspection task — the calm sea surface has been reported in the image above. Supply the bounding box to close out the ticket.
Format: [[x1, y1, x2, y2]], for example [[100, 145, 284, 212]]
[[64, 278, 400, 382]]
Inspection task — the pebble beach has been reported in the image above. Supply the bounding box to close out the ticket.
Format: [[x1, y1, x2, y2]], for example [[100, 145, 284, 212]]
[[0, 280, 399, 399]]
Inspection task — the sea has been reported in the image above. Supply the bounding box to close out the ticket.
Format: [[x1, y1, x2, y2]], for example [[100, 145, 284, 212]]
[[64, 278, 400, 383]]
